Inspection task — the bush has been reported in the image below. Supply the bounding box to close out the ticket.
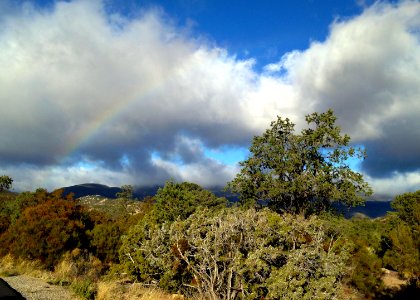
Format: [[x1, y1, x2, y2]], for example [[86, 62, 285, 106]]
[[0, 191, 18, 234], [120, 207, 350, 299], [90, 221, 123, 264], [0, 197, 94, 268], [71, 278, 97, 300], [321, 214, 387, 297], [116, 182, 227, 285], [382, 190, 420, 280]]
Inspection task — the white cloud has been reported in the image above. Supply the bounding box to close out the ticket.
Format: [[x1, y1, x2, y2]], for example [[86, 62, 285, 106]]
[[366, 171, 420, 200], [275, 0, 420, 183], [3, 162, 133, 192]]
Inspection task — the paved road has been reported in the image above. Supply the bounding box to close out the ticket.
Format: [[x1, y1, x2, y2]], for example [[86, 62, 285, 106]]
[[0, 278, 25, 299]]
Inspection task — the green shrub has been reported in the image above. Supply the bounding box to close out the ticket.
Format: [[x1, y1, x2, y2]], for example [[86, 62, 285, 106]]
[[0, 191, 18, 234], [321, 214, 387, 297], [382, 190, 420, 280], [90, 221, 123, 264], [71, 278, 97, 300], [120, 207, 350, 299]]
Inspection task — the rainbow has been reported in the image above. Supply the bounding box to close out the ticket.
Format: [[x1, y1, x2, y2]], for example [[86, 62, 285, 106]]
[[59, 67, 178, 162]]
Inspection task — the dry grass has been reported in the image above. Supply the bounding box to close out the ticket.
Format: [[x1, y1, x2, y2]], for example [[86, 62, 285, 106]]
[[1, 254, 191, 300], [53, 248, 103, 283], [0, 254, 53, 280], [381, 268, 407, 289], [97, 281, 182, 300], [340, 285, 366, 300]]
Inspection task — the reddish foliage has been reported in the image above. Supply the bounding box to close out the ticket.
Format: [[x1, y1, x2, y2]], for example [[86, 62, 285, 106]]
[[0, 197, 93, 268]]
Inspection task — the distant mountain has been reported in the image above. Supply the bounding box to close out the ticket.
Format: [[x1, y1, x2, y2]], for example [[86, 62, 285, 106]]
[[60, 183, 393, 218], [132, 185, 161, 199], [60, 183, 122, 199], [335, 201, 393, 218], [60, 183, 161, 199]]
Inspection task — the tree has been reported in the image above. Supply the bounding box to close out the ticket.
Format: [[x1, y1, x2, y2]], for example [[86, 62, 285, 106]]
[[0, 175, 13, 192], [381, 190, 420, 279], [117, 181, 227, 286], [228, 109, 372, 214], [115, 184, 134, 200], [151, 181, 227, 224], [390, 190, 420, 227]]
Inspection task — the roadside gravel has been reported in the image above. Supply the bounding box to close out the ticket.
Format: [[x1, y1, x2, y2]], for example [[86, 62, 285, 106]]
[[1, 275, 77, 300]]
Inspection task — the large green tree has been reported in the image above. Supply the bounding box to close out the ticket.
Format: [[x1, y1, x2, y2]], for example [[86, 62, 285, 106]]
[[228, 109, 372, 214]]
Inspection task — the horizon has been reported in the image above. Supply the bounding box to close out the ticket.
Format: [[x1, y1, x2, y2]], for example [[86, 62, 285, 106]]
[[1, 0, 419, 200]]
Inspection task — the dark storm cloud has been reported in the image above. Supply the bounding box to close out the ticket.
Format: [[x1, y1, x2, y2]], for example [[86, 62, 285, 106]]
[[362, 114, 420, 177]]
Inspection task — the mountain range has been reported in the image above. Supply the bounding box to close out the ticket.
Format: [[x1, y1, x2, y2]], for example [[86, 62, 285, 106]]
[[60, 183, 393, 219]]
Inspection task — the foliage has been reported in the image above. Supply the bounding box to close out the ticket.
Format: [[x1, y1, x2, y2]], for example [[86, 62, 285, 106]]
[[350, 246, 384, 298], [321, 214, 386, 297], [0, 175, 13, 192], [0, 176, 17, 235], [117, 216, 176, 285], [78, 195, 152, 224], [390, 190, 420, 227], [228, 109, 372, 214], [322, 201, 420, 299], [1, 176, 418, 299], [151, 180, 227, 224], [0, 254, 46, 278], [116, 181, 227, 286], [121, 207, 350, 299], [381, 190, 420, 280], [2, 188, 74, 225], [115, 185, 134, 200], [90, 221, 123, 264], [0, 193, 94, 268], [71, 278, 97, 300], [0, 191, 17, 235], [382, 221, 419, 278]]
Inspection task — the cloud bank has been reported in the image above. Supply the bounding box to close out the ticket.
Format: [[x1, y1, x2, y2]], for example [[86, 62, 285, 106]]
[[0, 0, 419, 198]]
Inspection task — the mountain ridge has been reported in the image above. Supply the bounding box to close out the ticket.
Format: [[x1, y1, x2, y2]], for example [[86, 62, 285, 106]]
[[59, 183, 393, 218]]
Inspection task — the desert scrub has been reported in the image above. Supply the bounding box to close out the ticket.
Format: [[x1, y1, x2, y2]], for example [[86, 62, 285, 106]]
[[0, 254, 51, 279], [71, 278, 97, 300], [120, 207, 350, 299]]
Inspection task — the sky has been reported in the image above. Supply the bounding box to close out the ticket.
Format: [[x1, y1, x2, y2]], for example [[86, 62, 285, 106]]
[[0, 0, 419, 200]]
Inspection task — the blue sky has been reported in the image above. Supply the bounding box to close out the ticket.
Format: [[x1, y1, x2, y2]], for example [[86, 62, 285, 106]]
[[116, 0, 369, 65], [0, 0, 419, 199]]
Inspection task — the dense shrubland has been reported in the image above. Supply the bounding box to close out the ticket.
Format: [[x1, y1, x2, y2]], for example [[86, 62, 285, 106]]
[[1, 182, 418, 299], [0, 111, 419, 299]]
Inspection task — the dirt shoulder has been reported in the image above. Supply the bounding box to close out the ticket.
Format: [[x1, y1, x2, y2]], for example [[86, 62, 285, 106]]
[[1, 275, 78, 300]]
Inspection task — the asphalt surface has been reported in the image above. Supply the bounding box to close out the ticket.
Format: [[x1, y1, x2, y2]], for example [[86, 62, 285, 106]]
[[0, 278, 25, 299]]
